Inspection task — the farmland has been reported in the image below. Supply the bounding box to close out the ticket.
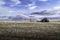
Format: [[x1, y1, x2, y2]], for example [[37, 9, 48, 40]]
[[0, 21, 60, 40]]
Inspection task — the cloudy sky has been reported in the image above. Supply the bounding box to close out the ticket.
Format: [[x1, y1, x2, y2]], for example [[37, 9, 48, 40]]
[[0, 0, 60, 17]]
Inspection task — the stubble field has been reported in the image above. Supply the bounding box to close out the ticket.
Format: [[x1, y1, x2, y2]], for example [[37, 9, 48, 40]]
[[0, 21, 60, 40]]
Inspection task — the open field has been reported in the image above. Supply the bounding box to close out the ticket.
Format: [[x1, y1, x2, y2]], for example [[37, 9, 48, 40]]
[[0, 21, 60, 40]]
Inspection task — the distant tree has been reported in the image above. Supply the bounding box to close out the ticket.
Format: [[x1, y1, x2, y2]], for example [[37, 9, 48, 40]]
[[40, 18, 49, 22], [29, 15, 34, 22]]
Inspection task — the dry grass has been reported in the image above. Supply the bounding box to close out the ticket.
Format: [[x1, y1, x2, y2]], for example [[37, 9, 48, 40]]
[[0, 21, 60, 40]]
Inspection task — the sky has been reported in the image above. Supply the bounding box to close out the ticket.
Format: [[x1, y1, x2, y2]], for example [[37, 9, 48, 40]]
[[0, 0, 60, 18]]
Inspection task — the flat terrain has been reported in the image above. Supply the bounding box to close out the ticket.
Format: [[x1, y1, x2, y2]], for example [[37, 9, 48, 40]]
[[0, 21, 60, 40]]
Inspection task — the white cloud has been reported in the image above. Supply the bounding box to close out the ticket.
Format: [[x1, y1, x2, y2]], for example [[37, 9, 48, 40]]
[[0, 0, 5, 5], [0, 6, 29, 19], [26, 1, 37, 10], [46, 6, 60, 14], [53, 6, 60, 10], [28, 6, 37, 10], [11, 0, 21, 5], [38, 0, 48, 2], [10, 0, 21, 7], [29, 6, 60, 19], [8, 10, 29, 18], [27, 4, 34, 7], [0, 6, 16, 16], [0, 7, 10, 16], [0, 7, 13, 16], [46, 6, 60, 17], [0, 6, 29, 18]]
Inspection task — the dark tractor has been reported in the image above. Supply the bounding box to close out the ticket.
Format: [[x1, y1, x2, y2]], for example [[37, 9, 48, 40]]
[[40, 18, 49, 22]]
